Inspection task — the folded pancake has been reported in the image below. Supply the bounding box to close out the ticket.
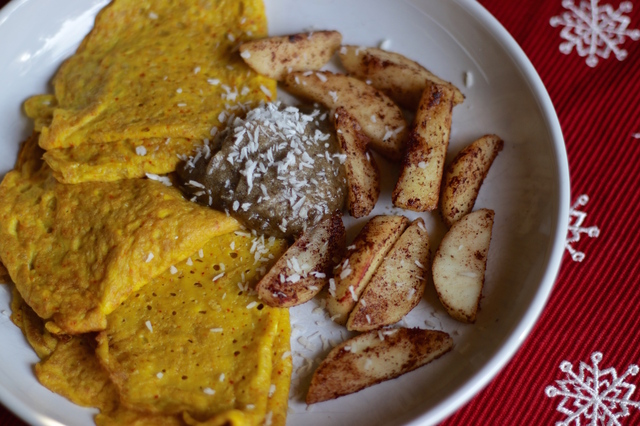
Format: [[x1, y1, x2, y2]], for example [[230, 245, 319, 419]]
[[25, 97, 203, 183], [23, 94, 56, 132], [0, 262, 9, 284], [0, 135, 240, 334], [43, 137, 200, 184], [96, 231, 291, 425], [10, 287, 59, 359], [38, 0, 275, 151], [34, 331, 185, 426]]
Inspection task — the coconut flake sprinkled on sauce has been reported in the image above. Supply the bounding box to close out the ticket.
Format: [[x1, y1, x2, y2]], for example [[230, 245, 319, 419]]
[[146, 173, 172, 186], [178, 102, 346, 238], [170, 265, 178, 274], [145, 320, 153, 332], [156, 372, 163, 378], [145, 253, 154, 262], [136, 146, 147, 156], [203, 387, 215, 395]]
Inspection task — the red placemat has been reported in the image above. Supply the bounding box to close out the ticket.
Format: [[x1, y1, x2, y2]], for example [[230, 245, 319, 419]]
[[1, 0, 640, 425]]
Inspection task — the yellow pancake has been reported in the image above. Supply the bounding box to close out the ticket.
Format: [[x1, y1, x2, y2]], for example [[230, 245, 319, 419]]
[[96, 231, 290, 425], [0, 262, 9, 284], [38, 0, 275, 150], [43, 137, 199, 184], [10, 287, 59, 359], [24, 94, 56, 132], [0, 137, 240, 334]]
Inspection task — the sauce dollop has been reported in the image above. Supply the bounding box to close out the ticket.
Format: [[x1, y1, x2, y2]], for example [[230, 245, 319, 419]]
[[179, 102, 346, 238]]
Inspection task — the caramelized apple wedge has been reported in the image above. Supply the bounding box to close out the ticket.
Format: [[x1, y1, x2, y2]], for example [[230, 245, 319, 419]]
[[334, 107, 380, 218], [440, 135, 504, 228], [346, 218, 429, 331], [432, 209, 494, 323], [307, 328, 453, 404], [239, 31, 342, 80], [338, 45, 465, 109], [327, 215, 409, 325], [256, 211, 345, 307], [392, 83, 454, 211], [282, 71, 408, 161]]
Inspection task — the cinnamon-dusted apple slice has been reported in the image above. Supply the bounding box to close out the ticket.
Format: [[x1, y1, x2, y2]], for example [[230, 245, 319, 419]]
[[256, 211, 345, 307], [327, 215, 409, 325], [306, 328, 453, 404], [282, 71, 408, 161], [440, 135, 504, 228], [346, 218, 429, 332], [334, 107, 380, 218], [338, 45, 465, 109], [392, 83, 454, 211], [432, 209, 494, 323], [239, 31, 342, 80]]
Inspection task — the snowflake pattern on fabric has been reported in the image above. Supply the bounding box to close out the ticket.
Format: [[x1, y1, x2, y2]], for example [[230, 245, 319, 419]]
[[566, 194, 600, 262], [546, 352, 640, 425], [550, 0, 640, 67]]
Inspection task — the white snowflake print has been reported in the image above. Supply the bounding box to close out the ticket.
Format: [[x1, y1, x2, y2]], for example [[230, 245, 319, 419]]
[[566, 194, 600, 262], [550, 0, 640, 67], [546, 352, 640, 425], [632, 132, 640, 139]]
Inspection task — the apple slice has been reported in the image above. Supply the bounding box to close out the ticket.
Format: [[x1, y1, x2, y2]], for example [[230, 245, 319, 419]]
[[392, 83, 454, 211], [256, 211, 345, 307], [239, 31, 342, 81], [327, 215, 409, 325], [282, 71, 408, 161], [334, 107, 380, 218], [338, 45, 465, 109], [440, 135, 504, 228], [306, 328, 453, 404], [346, 218, 429, 331], [432, 209, 494, 323]]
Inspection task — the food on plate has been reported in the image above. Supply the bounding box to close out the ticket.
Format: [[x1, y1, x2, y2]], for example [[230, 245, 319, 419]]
[[440, 134, 504, 227], [0, 0, 499, 421], [0, 134, 240, 334], [333, 107, 380, 218], [0, 262, 9, 283], [43, 137, 200, 184], [178, 102, 347, 238], [346, 218, 430, 331], [338, 45, 465, 109], [282, 70, 408, 161], [256, 211, 345, 307], [240, 31, 342, 80], [432, 209, 495, 323], [14, 231, 292, 425], [96, 231, 290, 423], [392, 83, 454, 211], [23, 94, 56, 132], [327, 215, 409, 324], [10, 289, 58, 360], [306, 328, 453, 404], [29, 0, 273, 183]]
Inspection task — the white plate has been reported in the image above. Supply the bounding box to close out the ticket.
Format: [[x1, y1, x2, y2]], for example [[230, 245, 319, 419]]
[[0, 0, 569, 425]]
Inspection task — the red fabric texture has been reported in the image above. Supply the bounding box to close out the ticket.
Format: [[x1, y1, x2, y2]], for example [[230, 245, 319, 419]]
[[1, 0, 640, 425]]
